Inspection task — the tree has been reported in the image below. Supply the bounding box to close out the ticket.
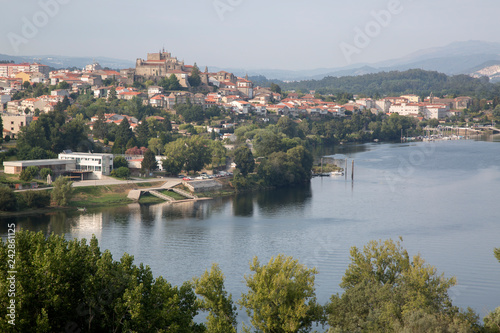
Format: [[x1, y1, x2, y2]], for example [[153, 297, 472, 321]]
[[162, 156, 184, 176], [20, 165, 39, 182], [252, 129, 285, 157], [206, 106, 222, 119], [189, 63, 202, 87], [484, 307, 500, 332], [93, 111, 107, 139], [0, 115, 3, 144], [18, 190, 51, 209], [141, 149, 157, 174], [149, 137, 165, 156], [0, 185, 16, 211], [111, 166, 130, 179], [326, 238, 479, 332], [113, 156, 128, 169], [239, 254, 320, 333], [270, 83, 282, 94], [160, 74, 181, 91], [233, 146, 255, 176], [40, 168, 53, 181], [51, 176, 73, 206], [163, 136, 212, 174], [56, 80, 70, 89], [194, 264, 237, 333], [0, 230, 205, 332], [112, 118, 134, 154], [277, 116, 300, 138], [484, 248, 500, 332], [135, 120, 150, 148]]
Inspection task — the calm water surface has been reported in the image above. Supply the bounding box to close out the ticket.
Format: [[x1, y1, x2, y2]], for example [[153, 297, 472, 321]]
[[2, 139, 500, 322]]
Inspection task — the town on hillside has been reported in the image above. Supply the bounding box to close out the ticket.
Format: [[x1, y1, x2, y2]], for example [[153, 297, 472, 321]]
[[0, 50, 495, 185]]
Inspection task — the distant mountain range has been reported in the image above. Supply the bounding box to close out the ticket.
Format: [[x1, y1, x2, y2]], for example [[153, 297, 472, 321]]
[[2, 40, 500, 82], [215, 40, 500, 83], [0, 54, 134, 70]]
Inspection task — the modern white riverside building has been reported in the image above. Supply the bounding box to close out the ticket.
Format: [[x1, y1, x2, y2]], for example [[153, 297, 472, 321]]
[[3, 152, 114, 180], [58, 152, 114, 179]]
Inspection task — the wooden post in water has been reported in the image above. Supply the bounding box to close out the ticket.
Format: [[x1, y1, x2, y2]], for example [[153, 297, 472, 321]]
[[351, 160, 354, 181], [345, 159, 348, 180], [321, 158, 323, 174]]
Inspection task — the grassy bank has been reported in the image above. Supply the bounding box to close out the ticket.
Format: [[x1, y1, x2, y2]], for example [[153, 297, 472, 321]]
[[70, 182, 164, 208]]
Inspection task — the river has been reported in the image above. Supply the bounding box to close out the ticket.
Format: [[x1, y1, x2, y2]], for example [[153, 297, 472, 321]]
[[1, 139, 500, 323]]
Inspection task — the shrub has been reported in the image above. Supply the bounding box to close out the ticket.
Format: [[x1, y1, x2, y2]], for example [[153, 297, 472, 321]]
[[20, 166, 39, 182], [17, 190, 51, 209], [51, 177, 73, 206], [0, 185, 17, 211], [40, 168, 53, 181], [113, 156, 128, 169], [111, 167, 130, 179]]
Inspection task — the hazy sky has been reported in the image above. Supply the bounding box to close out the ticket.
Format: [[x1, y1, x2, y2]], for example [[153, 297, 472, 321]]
[[1, 0, 499, 70]]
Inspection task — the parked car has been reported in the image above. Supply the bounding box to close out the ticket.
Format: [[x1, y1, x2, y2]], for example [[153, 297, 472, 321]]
[[183, 177, 192, 181]]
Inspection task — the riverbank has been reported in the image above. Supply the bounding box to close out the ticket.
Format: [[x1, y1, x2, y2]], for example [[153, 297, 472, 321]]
[[70, 181, 166, 208]]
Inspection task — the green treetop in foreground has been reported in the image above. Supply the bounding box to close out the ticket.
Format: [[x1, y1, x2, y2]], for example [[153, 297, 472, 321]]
[[239, 255, 321, 333], [326, 238, 482, 332], [0, 231, 494, 332]]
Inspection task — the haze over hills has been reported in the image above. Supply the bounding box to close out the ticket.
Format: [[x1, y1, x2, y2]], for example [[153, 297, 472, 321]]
[[220, 40, 500, 82], [2, 40, 500, 82]]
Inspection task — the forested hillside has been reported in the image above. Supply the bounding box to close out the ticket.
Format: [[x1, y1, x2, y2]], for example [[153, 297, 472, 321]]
[[272, 69, 500, 98]]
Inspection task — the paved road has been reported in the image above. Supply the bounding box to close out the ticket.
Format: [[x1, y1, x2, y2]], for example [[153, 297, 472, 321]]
[[71, 176, 180, 187], [14, 177, 182, 192]]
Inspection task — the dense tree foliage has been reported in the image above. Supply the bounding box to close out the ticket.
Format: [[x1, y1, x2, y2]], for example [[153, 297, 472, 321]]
[[0, 234, 492, 332], [239, 254, 321, 333], [257, 145, 313, 187], [113, 156, 129, 169], [326, 238, 481, 332], [16, 111, 90, 159], [0, 185, 16, 211], [39, 168, 53, 181], [193, 264, 237, 333], [141, 149, 158, 174], [51, 176, 73, 206], [0, 231, 205, 333], [111, 166, 130, 179], [188, 63, 202, 87], [162, 136, 213, 174], [175, 103, 205, 123], [280, 69, 500, 99], [112, 118, 135, 154], [159, 73, 182, 91], [19, 166, 39, 182], [233, 146, 255, 176]]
